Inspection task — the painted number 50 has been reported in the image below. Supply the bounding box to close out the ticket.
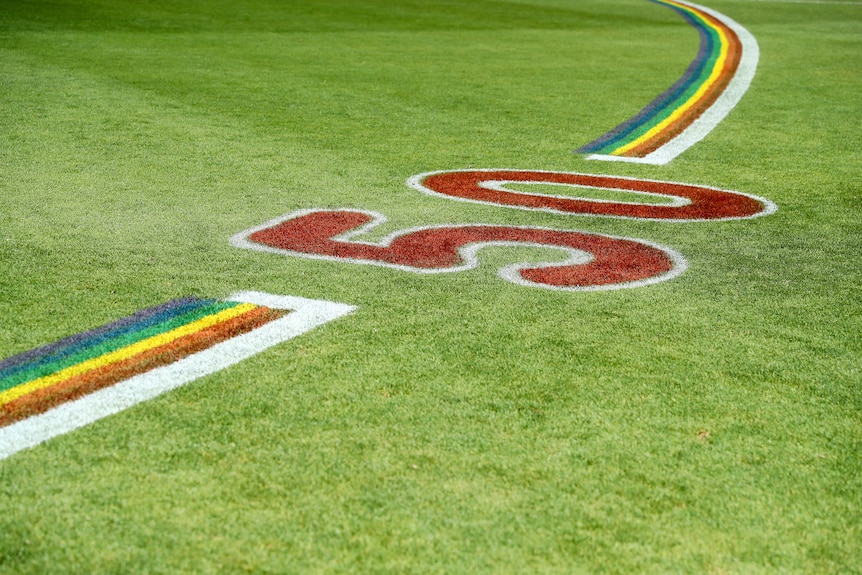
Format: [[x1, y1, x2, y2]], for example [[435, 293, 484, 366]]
[[232, 170, 775, 292]]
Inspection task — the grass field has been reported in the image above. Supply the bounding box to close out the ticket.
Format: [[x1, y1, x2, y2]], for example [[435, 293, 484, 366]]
[[1, 0, 860, 572]]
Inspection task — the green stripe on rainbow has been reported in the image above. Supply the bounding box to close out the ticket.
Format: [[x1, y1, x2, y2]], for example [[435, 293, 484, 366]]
[[0, 297, 287, 426], [578, 0, 758, 165]]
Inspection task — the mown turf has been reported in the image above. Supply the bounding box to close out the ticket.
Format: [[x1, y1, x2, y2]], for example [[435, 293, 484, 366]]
[[0, 0, 860, 573]]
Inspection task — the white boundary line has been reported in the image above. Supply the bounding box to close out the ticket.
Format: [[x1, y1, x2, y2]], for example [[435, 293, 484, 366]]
[[586, 0, 760, 165], [0, 292, 356, 461], [230, 209, 688, 291], [407, 169, 777, 222]]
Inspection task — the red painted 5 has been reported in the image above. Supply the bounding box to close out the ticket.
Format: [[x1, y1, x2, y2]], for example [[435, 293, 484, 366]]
[[230, 209, 686, 291]]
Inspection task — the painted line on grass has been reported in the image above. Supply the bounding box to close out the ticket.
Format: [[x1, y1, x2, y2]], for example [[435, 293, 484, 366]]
[[578, 0, 759, 164], [0, 292, 356, 461]]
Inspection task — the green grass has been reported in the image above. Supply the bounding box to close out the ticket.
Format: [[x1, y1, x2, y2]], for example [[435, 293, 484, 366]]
[[1, 0, 860, 573]]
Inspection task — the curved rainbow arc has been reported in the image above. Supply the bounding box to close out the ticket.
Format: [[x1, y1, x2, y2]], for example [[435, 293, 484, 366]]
[[578, 0, 759, 165]]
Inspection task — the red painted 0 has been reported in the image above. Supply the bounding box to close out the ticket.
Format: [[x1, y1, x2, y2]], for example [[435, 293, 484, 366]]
[[414, 170, 773, 221], [242, 210, 681, 290]]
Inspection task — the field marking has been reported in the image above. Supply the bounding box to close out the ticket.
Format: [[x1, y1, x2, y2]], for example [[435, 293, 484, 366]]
[[408, 169, 777, 222], [0, 292, 356, 461], [0, 303, 258, 406], [580, 0, 759, 164], [231, 209, 688, 291]]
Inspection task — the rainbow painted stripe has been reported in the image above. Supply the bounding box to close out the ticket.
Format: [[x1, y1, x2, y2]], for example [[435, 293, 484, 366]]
[[0, 297, 286, 427], [578, 0, 759, 165], [0, 292, 356, 461]]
